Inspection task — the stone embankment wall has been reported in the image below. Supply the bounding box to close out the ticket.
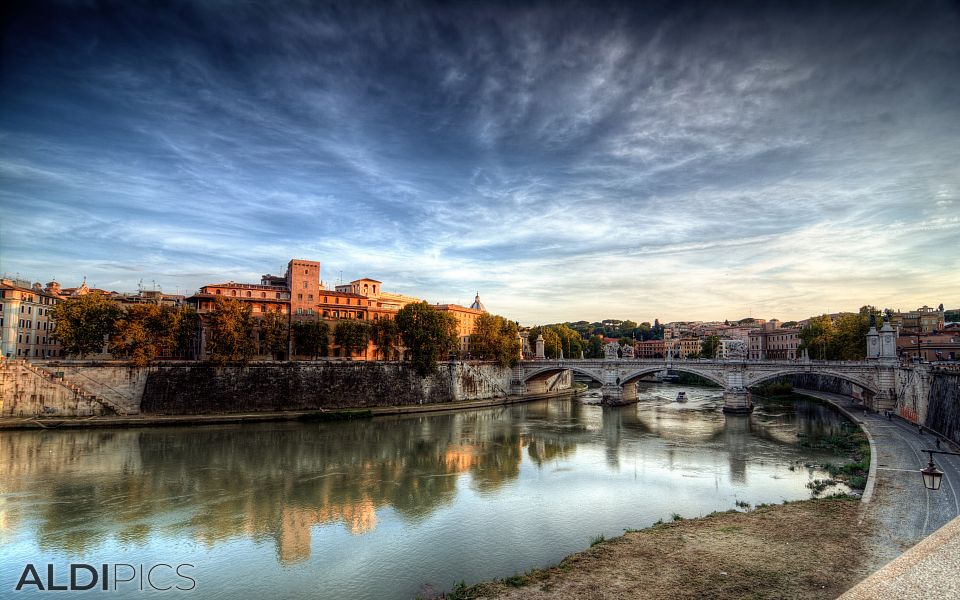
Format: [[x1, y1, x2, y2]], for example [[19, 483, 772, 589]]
[[921, 370, 960, 445], [1, 360, 518, 417], [0, 362, 110, 417]]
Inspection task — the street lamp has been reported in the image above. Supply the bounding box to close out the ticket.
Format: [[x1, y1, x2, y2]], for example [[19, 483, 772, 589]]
[[920, 449, 960, 491]]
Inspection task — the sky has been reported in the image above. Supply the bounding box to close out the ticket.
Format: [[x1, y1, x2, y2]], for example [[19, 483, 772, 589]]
[[1, 0, 958, 325]]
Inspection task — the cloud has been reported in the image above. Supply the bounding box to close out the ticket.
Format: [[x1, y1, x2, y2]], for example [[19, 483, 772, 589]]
[[1, 1, 959, 323]]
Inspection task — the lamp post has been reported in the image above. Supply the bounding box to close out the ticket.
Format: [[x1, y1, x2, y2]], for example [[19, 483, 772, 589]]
[[920, 449, 960, 491]]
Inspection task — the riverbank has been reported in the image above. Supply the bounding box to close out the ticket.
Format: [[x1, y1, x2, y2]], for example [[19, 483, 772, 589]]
[[0, 389, 580, 429], [445, 496, 871, 600]]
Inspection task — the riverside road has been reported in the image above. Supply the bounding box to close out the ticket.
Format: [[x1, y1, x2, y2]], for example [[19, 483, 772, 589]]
[[799, 389, 960, 570]]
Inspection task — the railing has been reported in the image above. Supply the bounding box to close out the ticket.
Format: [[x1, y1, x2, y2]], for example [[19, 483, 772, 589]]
[[6, 360, 125, 415]]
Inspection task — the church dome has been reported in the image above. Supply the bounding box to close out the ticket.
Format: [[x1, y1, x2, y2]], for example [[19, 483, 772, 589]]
[[470, 292, 486, 312]]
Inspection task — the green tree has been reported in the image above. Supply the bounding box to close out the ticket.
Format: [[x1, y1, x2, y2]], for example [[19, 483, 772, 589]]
[[395, 302, 458, 376], [470, 313, 521, 367], [370, 318, 401, 360], [335, 320, 371, 358], [585, 334, 605, 358], [206, 297, 256, 365], [293, 320, 329, 359], [798, 315, 836, 360], [259, 310, 289, 360], [50, 292, 124, 358], [700, 335, 720, 359], [170, 306, 200, 358], [110, 303, 173, 366], [620, 320, 638, 339]]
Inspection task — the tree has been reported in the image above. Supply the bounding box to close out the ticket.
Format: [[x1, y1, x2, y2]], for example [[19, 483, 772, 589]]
[[206, 297, 256, 365], [170, 306, 200, 358], [395, 302, 458, 376], [700, 335, 720, 359], [51, 292, 124, 357], [470, 313, 521, 367], [620, 320, 638, 339], [259, 310, 288, 360], [110, 303, 173, 366], [585, 334, 605, 359], [335, 320, 371, 358], [370, 318, 401, 360], [293, 320, 329, 359], [798, 315, 836, 360]]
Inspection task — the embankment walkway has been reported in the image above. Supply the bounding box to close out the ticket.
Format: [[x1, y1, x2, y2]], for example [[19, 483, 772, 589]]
[[797, 389, 960, 573]]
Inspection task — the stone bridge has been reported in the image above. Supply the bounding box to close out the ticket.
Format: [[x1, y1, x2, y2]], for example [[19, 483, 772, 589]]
[[513, 356, 900, 413]]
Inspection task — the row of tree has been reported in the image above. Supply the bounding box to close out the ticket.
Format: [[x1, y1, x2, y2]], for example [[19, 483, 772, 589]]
[[797, 306, 882, 361], [51, 294, 464, 374]]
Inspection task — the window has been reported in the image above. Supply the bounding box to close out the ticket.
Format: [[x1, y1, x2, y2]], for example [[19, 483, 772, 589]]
[[335, 297, 340, 304], [303, 282, 308, 289], [308, 309, 314, 315], [308, 294, 313, 300], [304, 269, 308, 274], [297, 308, 303, 315], [276, 293, 281, 299], [261, 292, 266, 298], [231, 290, 236, 296], [246, 291, 251, 297], [298, 294, 303, 300], [216, 290, 222, 295]]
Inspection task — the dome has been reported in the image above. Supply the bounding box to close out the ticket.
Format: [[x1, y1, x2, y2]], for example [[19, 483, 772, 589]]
[[469, 291, 486, 312]]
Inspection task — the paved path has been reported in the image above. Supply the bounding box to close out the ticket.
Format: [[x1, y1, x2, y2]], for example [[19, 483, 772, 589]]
[[797, 390, 960, 570]]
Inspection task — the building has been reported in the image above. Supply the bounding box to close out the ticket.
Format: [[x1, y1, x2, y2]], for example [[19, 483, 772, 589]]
[[636, 339, 666, 358], [186, 258, 484, 360], [748, 321, 801, 360], [889, 306, 945, 334], [665, 337, 701, 358], [896, 331, 960, 362], [435, 293, 486, 355], [0, 279, 65, 360]]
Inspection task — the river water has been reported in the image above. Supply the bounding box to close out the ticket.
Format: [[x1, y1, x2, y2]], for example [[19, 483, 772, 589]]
[[1, 385, 854, 599]]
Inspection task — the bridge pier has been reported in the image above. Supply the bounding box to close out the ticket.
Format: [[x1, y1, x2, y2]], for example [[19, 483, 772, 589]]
[[722, 389, 753, 414], [722, 366, 753, 414]]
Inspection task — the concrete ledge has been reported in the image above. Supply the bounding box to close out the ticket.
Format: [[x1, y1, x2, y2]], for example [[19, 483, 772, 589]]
[[839, 514, 960, 599]]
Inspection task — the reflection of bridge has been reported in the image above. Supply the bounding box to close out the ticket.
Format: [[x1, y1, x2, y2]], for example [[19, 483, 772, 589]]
[[514, 357, 899, 413]]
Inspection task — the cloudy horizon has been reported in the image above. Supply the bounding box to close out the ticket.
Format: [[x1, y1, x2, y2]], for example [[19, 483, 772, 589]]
[[2, 0, 958, 325]]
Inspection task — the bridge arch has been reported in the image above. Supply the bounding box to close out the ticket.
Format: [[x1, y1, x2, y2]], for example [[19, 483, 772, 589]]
[[619, 367, 727, 389], [748, 369, 880, 395], [522, 365, 604, 385]]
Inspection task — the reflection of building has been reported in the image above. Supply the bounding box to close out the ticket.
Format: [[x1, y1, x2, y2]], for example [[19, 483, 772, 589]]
[[278, 500, 379, 564]]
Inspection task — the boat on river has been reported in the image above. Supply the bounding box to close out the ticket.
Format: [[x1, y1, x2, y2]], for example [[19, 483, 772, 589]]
[[676, 391, 687, 402]]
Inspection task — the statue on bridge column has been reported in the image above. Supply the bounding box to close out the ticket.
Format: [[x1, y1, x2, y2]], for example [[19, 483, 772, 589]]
[[725, 340, 747, 361], [604, 342, 620, 360], [620, 344, 635, 359]]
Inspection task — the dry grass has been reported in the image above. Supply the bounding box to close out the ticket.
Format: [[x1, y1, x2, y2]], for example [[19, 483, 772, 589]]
[[452, 497, 871, 600]]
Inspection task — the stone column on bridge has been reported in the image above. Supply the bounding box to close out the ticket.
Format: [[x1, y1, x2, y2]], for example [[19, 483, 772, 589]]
[[722, 364, 753, 414], [867, 318, 899, 412], [600, 342, 630, 405], [535, 335, 545, 360]]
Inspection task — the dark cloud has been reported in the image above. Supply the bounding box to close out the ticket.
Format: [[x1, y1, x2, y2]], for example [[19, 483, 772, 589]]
[[1, 1, 958, 321]]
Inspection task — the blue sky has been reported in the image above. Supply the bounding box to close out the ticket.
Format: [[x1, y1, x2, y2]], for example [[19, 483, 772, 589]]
[[1, 1, 958, 324]]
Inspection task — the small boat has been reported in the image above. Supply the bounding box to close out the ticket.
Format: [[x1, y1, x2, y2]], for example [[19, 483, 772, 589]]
[[675, 392, 687, 402]]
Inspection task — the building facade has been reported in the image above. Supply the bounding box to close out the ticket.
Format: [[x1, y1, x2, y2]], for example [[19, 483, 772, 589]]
[[0, 279, 64, 360]]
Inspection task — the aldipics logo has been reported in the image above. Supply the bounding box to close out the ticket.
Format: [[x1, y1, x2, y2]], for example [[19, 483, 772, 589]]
[[13, 563, 196, 592]]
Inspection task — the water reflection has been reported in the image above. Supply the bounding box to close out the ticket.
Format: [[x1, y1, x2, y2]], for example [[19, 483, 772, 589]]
[[1, 387, 855, 600]]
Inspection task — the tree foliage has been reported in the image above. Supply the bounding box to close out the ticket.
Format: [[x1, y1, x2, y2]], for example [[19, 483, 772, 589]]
[[259, 310, 288, 359], [334, 320, 371, 358], [798, 306, 881, 360], [700, 335, 720, 359], [585, 334, 605, 359], [50, 293, 124, 358], [470, 313, 521, 367], [110, 303, 173, 366], [293, 320, 329, 359], [395, 302, 458, 376], [206, 297, 256, 365], [370, 318, 401, 360]]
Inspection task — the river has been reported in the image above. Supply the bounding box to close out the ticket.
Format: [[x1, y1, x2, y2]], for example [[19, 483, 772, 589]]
[[1, 384, 855, 599]]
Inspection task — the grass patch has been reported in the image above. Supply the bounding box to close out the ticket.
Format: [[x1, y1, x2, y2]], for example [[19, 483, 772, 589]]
[[671, 513, 684, 522], [735, 499, 750, 509], [591, 534, 605, 547]]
